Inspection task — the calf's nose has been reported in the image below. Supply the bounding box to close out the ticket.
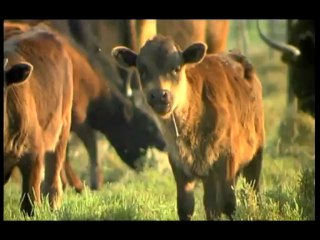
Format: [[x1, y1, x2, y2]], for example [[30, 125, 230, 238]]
[[148, 89, 171, 105]]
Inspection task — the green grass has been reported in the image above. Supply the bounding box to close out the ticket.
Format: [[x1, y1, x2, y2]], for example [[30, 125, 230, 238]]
[[3, 20, 315, 221], [3, 154, 314, 220]]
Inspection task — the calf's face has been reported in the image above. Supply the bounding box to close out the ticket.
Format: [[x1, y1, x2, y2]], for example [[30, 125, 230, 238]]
[[112, 36, 207, 119]]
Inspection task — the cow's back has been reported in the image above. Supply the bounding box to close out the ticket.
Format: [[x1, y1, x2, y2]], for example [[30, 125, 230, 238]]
[[186, 52, 264, 168]]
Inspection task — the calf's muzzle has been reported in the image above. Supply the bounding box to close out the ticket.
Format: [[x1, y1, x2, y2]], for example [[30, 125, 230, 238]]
[[147, 89, 172, 115]]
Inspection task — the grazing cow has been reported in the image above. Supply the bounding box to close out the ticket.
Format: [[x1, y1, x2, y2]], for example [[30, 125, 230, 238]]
[[4, 21, 166, 192], [61, 38, 165, 191], [257, 20, 314, 117], [4, 26, 73, 215], [112, 35, 265, 220]]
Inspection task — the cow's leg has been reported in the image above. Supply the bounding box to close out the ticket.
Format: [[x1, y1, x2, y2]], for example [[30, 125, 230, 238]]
[[18, 151, 44, 216], [64, 144, 84, 193], [60, 143, 70, 191], [169, 156, 196, 221], [242, 147, 263, 192], [73, 123, 102, 190], [202, 169, 222, 220], [4, 166, 14, 185], [203, 159, 237, 220], [43, 118, 71, 210], [221, 178, 236, 220], [60, 162, 68, 191], [18, 157, 33, 216], [221, 156, 237, 220]]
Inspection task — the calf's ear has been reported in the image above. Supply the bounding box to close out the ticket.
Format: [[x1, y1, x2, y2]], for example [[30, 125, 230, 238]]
[[111, 46, 137, 69], [182, 42, 207, 65], [5, 62, 33, 87]]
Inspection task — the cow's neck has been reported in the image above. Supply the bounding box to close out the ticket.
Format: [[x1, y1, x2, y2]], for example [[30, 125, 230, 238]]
[[171, 76, 203, 139], [157, 80, 203, 145], [156, 74, 206, 176]]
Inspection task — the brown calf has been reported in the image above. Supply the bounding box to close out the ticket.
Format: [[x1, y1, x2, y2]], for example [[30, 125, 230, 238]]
[[129, 20, 230, 111], [112, 35, 265, 220], [4, 26, 73, 215]]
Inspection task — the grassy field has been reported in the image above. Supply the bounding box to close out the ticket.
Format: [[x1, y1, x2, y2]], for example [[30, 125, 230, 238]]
[[3, 20, 315, 221]]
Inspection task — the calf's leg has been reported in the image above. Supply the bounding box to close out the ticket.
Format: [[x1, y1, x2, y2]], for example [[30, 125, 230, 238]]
[[169, 155, 196, 221]]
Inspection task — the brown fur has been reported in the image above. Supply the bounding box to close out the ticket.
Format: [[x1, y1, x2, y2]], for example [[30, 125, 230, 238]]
[[3, 21, 108, 191], [4, 21, 109, 123], [3, 21, 32, 41], [206, 20, 230, 53], [4, 25, 73, 215], [112, 36, 265, 220], [164, 53, 264, 177], [157, 20, 229, 53], [165, 53, 264, 220]]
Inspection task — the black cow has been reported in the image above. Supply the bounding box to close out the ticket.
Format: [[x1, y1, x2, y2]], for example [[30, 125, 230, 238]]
[[257, 20, 314, 117]]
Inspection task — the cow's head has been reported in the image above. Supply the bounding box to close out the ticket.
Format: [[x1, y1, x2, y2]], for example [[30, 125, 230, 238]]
[[116, 104, 166, 169], [112, 35, 207, 119], [91, 88, 166, 170]]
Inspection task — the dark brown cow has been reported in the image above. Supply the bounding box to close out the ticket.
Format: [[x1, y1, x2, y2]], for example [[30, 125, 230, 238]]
[[4, 26, 73, 215], [112, 35, 265, 220], [61, 34, 165, 191]]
